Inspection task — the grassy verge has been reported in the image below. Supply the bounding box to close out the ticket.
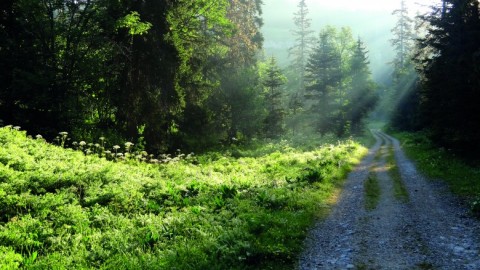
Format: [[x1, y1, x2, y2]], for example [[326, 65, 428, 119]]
[[387, 147, 409, 203], [393, 131, 480, 215], [0, 127, 367, 269], [364, 172, 380, 211]]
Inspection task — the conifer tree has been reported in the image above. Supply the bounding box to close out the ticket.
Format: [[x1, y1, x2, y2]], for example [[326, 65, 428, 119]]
[[415, 0, 480, 155], [305, 27, 342, 134], [286, 0, 315, 135], [263, 57, 287, 138], [289, 0, 315, 97], [388, 0, 420, 132], [391, 0, 414, 74], [347, 39, 377, 134]]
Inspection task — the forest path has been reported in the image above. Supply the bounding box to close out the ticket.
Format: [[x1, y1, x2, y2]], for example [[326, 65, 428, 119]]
[[298, 131, 480, 270]]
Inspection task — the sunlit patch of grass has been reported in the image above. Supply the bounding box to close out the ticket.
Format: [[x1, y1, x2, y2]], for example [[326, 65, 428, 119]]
[[387, 147, 409, 203], [394, 132, 480, 215], [364, 172, 380, 211], [0, 127, 368, 269]]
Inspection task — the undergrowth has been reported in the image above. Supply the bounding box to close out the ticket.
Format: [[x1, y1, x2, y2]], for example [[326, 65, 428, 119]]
[[387, 147, 409, 203], [394, 131, 480, 216], [0, 127, 367, 269]]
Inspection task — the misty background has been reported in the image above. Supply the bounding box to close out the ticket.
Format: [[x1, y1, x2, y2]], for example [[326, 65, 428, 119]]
[[261, 0, 436, 84]]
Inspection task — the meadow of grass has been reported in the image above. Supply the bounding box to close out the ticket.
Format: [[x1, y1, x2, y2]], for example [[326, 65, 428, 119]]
[[0, 126, 367, 269], [394, 132, 480, 215]]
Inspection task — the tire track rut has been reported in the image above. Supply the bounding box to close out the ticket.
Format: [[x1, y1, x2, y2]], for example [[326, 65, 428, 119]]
[[298, 131, 480, 270]]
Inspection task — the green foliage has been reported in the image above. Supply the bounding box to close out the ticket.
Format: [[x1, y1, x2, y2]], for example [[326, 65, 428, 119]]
[[304, 26, 377, 136], [364, 173, 380, 211], [116, 11, 152, 36], [209, 66, 264, 145], [0, 246, 23, 269], [0, 0, 264, 153], [346, 39, 378, 135], [385, 1, 420, 133], [288, 0, 315, 96], [0, 127, 367, 269], [414, 0, 480, 157], [262, 57, 287, 138], [390, 0, 415, 72], [305, 26, 343, 133], [386, 147, 409, 203]]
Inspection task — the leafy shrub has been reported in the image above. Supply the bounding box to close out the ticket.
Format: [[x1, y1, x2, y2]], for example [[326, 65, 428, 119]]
[[297, 168, 322, 183], [0, 246, 23, 269]]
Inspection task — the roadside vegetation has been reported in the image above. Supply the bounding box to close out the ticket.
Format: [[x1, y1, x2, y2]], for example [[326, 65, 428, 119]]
[[386, 147, 409, 203], [394, 132, 480, 216], [0, 126, 367, 269], [364, 172, 380, 211]]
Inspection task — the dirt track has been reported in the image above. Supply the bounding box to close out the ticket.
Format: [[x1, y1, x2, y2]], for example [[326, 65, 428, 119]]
[[299, 131, 480, 270]]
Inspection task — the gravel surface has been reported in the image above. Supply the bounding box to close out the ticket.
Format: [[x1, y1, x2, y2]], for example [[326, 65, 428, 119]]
[[298, 131, 480, 270]]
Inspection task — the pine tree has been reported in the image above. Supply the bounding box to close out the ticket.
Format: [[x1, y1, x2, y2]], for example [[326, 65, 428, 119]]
[[388, 0, 420, 132], [415, 0, 480, 155], [390, 0, 414, 74], [305, 28, 342, 134], [286, 0, 315, 135], [347, 39, 377, 134], [289, 0, 315, 95], [263, 57, 287, 138]]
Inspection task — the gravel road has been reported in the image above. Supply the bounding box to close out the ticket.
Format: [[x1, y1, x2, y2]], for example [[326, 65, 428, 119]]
[[298, 131, 480, 270]]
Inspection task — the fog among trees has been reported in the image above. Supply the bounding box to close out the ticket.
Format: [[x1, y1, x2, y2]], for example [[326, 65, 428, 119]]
[[1, 0, 479, 158]]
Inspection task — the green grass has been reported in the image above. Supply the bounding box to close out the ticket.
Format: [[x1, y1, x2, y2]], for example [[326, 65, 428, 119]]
[[387, 147, 409, 203], [394, 131, 480, 215], [364, 172, 381, 211], [0, 127, 367, 269]]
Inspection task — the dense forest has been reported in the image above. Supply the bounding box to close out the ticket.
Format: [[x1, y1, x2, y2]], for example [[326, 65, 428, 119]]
[[1, 0, 479, 156], [386, 0, 480, 158], [0, 0, 379, 154]]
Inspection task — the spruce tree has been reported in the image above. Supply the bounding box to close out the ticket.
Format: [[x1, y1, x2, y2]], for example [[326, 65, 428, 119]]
[[305, 28, 342, 134], [347, 39, 377, 134], [416, 0, 480, 155], [263, 57, 287, 138], [286, 0, 315, 135], [388, 0, 420, 132], [289, 0, 315, 97], [390, 0, 414, 74]]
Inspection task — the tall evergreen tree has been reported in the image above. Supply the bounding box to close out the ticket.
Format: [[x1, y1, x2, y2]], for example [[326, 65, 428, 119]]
[[347, 39, 378, 134], [289, 0, 315, 97], [262, 57, 287, 138], [286, 0, 315, 135], [388, 0, 420, 131], [391, 0, 414, 73], [305, 27, 342, 134], [415, 0, 480, 155]]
